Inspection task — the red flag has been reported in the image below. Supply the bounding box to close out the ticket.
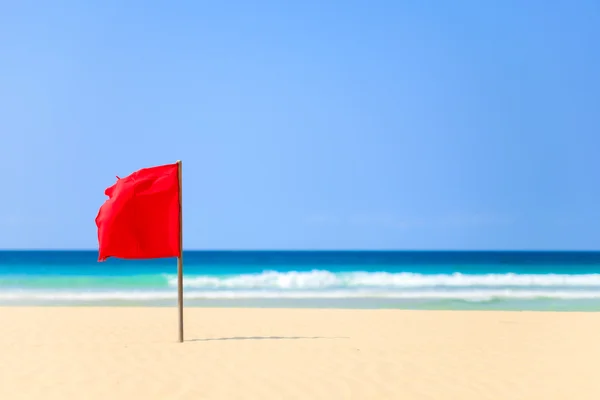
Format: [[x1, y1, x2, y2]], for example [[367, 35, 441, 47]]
[[95, 163, 181, 262]]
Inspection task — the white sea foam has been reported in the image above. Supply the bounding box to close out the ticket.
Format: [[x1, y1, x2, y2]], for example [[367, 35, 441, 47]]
[[2, 289, 600, 302], [2, 271, 599, 305], [165, 271, 600, 289]]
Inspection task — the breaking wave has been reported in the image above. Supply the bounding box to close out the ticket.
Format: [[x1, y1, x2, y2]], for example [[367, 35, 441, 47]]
[[167, 270, 600, 289], [3, 270, 600, 306], [2, 289, 600, 302]]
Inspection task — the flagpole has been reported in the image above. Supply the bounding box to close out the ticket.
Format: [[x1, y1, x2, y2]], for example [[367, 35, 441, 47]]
[[177, 160, 184, 343]]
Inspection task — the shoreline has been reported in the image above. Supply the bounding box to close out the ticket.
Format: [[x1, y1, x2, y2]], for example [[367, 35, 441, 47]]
[[0, 304, 598, 311], [1, 298, 600, 311], [1, 304, 598, 313]]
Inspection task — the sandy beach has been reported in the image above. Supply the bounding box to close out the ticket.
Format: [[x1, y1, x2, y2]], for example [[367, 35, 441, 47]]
[[1, 307, 599, 399]]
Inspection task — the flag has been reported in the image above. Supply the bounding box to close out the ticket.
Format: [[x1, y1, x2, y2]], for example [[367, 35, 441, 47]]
[[96, 162, 181, 262]]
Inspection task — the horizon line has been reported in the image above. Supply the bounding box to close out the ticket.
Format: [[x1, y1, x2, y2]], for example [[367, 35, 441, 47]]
[[1, 249, 600, 253]]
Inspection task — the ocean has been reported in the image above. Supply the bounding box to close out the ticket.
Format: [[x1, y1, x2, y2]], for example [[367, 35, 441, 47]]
[[1, 251, 600, 310]]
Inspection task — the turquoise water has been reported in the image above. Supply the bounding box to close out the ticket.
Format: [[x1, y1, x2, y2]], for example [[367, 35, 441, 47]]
[[1, 251, 600, 310]]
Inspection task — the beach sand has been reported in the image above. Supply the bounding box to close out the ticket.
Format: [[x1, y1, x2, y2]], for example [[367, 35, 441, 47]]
[[1, 308, 599, 399]]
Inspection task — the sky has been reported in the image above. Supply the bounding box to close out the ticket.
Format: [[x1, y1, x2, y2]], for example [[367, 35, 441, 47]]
[[0, 1, 599, 250]]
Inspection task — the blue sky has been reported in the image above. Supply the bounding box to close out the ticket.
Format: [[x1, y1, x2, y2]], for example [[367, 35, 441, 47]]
[[0, 1, 599, 250]]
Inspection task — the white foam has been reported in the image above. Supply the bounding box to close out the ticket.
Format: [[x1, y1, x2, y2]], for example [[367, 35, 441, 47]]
[[2, 289, 600, 302], [166, 271, 600, 289]]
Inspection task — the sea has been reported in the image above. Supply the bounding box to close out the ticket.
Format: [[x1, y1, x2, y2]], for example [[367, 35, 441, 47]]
[[1, 251, 600, 311]]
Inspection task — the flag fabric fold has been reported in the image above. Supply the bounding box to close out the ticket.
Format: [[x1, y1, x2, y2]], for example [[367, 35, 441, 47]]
[[95, 163, 180, 261]]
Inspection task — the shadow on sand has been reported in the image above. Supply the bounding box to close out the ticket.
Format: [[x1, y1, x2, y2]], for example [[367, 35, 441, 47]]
[[190, 336, 349, 342]]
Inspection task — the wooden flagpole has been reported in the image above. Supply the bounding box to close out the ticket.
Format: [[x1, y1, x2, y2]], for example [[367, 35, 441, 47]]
[[177, 160, 184, 343]]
